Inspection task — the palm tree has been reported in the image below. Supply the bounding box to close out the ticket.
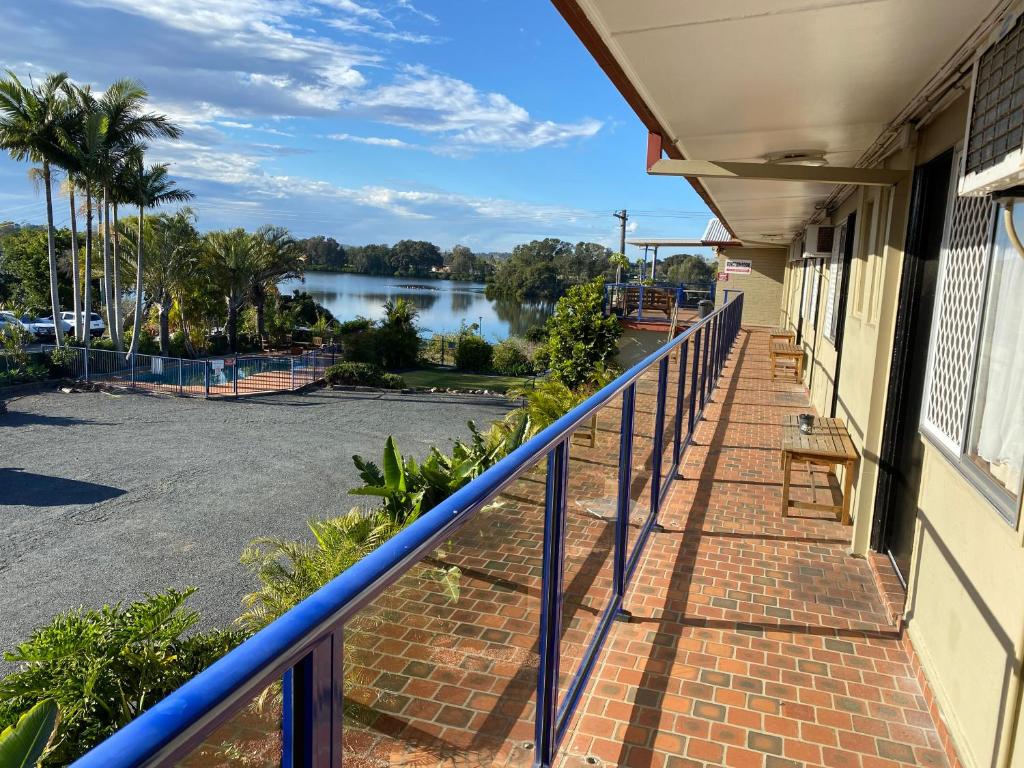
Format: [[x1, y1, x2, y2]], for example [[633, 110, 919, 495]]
[[121, 208, 199, 356], [250, 225, 304, 348], [94, 79, 182, 350], [121, 156, 193, 357], [58, 85, 106, 354], [0, 70, 74, 346], [204, 229, 259, 353]]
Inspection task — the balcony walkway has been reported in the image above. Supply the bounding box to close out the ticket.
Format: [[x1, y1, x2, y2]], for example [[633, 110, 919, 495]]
[[556, 328, 947, 768]]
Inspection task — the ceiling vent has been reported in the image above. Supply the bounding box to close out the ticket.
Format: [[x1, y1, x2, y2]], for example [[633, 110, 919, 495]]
[[803, 225, 835, 258], [960, 6, 1024, 196]]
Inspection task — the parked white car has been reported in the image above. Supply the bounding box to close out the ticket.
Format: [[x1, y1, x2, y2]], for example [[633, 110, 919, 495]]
[[25, 315, 73, 341], [60, 311, 105, 338]]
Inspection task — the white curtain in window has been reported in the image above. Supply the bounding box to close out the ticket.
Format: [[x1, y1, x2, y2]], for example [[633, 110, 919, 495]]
[[973, 214, 1024, 494]]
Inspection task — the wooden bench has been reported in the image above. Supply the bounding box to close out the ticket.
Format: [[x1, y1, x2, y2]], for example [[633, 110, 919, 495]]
[[624, 287, 676, 319], [781, 415, 858, 524], [770, 340, 803, 381], [769, 327, 796, 344]]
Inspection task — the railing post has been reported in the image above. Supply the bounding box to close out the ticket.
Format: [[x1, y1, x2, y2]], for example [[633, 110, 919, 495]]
[[83, 346, 89, 383], [535, 440, 569, 768], [178, 358, 183, 395], [700, 319, 712, 407], [233, 355, 239, 398], [290, 356, 296, 390], [204, 360, 210, 399], [689, 328, 702, 431], [291, 631, 343, 767], [311, 349, 317, 383], [637, 284, 645, 321], [614, 384, 636, 610], [130, 353, 135, 389], [650, 357, 669, 529], [673, 341, 688, 466]]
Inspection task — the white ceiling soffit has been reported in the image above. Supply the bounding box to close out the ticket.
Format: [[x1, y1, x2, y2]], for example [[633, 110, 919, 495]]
[[573, 0, 1005, 243]]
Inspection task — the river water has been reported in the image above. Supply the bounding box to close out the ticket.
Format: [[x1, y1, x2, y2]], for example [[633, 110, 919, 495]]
[[279, 272, 553, 341]]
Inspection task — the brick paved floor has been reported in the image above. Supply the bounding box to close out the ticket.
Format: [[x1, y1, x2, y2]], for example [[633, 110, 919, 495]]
[[556, 328, 949, 768]]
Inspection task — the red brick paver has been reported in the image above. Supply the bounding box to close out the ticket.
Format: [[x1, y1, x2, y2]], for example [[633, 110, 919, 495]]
[[556, 329, 948, 768]]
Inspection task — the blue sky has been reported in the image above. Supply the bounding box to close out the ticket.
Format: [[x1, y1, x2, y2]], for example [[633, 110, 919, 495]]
[[0, 0, 713, 255]]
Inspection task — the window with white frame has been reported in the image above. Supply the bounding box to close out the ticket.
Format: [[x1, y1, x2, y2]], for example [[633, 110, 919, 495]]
[[922, 165, 1024, 518], [823, 222, 848, 343]]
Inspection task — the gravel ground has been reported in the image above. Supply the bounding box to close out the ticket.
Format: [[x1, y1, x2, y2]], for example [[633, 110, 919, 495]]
[[0, 386, 512, 665]]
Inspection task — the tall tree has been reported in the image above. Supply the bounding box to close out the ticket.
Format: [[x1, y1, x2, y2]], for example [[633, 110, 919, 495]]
[[94, 79, 182, 350], [120, 156, 193, 357], [0, 70, 74, 345], [251, 225, 303, 348], [204, 229, 258, 353], [59, 85, 106, 355]]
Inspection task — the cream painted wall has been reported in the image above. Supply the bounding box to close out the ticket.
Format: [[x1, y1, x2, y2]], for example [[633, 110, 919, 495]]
[[777, 90, 1024, 768], [715, 248, 786, 327]]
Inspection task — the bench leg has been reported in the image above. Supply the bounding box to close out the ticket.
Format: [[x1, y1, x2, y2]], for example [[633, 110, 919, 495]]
[[840, 460, 854, 525], [781, 452, 791, 516]]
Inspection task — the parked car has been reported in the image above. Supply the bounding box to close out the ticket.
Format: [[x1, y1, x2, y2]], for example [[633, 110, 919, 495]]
[[59, 311, 105, 338], [0, 311, 35, 339], [0, 314, 29, 337], [25, 316, 73, 341]]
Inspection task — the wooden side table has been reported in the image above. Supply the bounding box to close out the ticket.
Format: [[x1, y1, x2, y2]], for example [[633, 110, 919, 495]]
[[780, 415, 859, 524], [770, 341, 803, 381]]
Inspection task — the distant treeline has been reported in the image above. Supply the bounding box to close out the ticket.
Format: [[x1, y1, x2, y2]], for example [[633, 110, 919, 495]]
[[296, 236, 504, 281]]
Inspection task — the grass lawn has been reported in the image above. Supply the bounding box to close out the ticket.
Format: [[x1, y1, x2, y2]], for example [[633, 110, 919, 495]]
[[401, 368, 533, 394]]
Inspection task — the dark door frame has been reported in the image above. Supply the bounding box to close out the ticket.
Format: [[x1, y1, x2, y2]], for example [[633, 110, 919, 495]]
[[870, 148, 955, 555], [796, 259, 808, 344], [830, 212, 857, 418]]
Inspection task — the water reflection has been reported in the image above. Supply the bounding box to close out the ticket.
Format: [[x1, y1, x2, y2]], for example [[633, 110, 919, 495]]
[[279, 272, 552, 340]]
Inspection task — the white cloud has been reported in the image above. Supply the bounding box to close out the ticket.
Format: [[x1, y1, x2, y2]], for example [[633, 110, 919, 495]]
[[353, 66, 603, 152], [327, 132, 417, 149]]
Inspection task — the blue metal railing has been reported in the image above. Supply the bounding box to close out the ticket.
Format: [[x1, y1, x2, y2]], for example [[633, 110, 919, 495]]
[[603, 280, 718, 322], [70, 292, 744, 768]]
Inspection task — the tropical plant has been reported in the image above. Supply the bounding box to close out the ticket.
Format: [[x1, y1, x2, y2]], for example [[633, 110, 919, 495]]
[[609, 251, 630, 283], [350, 415, 529, 526], [377, 298, 419, 369], [0, 589, 242, 766], [203, 229, 258, 353], [94, 79, 183, 350], [119, 158, 192, 357], [508, 363, 617, 438], [0, 70, 74, 346], [250, 226, 303, 348], [238, 510, 408, 633], [546, 277, 621, 389], [454, 334, 493, 372], [0, 699, 59, 768], [492, 338, 533, 376]]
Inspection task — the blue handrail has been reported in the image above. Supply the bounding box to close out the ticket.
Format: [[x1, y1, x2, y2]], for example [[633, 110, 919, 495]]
[[71, 292, 744, 768]]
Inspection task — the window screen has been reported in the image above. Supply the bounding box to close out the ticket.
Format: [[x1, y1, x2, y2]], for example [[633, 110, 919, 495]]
[[965, 13, 1024, 176]]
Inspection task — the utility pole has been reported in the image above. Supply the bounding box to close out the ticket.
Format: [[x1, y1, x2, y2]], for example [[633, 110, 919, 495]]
[[613, 209, 628, 257]]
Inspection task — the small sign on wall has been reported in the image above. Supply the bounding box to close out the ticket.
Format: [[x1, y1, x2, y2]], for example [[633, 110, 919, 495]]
[[717, 272, 729, 281], [724, 258, 752, 275]]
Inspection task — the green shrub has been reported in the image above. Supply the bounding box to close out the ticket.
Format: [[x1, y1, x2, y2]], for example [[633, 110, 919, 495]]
[[532, 345, 551, 372], [0, 362, 48, 387], [0, 590, 243, 767], [90, 336, 116, 351], [454, 335, 493, 372], [524, 324, 548, 343], [48, 345, 79, 376], [546, 277, 621, 389], [336, 317, 372, 335], [124, 328, 159, 355], [169, 330, 189, 358], [492, 339, 533, 376], [325, 362, 384, 387], [381, 373, 406, 390]]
